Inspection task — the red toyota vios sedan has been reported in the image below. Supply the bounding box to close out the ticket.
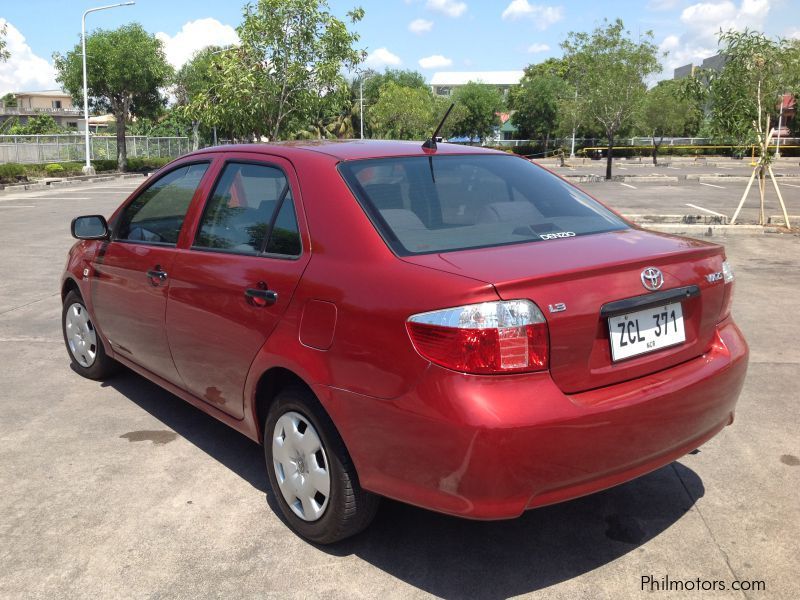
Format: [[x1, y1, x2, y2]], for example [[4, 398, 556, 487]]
[[62, 140, 748, 543]]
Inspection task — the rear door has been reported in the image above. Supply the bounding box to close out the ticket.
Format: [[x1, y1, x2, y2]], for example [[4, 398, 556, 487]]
[[91, 161, 211, 385], [165, 155, 310, 419]]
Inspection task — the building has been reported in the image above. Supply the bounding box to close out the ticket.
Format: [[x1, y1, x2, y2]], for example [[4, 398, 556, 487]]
[[430, 71, 524, 98], [0, 90, 82, 129], [673, 54, 728, 80]]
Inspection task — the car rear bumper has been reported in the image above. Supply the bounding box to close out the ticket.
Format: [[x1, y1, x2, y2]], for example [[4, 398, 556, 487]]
[[317, 319, 748, 519]]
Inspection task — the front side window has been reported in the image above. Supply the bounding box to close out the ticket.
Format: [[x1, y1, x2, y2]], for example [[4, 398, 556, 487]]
[[116, 163, 209, 245], [194, 162, 301, 256], [339, 154, 628, 255]]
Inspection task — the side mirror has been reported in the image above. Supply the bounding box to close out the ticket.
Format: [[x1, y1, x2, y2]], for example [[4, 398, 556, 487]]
[[71, 215, 109, 240]]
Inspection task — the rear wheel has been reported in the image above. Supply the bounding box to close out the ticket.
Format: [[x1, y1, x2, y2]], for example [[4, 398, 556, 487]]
[[264, 385, 379, 544], [62, 290, 118, 380]]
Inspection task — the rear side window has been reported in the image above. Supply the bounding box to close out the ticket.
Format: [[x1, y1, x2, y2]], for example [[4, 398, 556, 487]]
[[194, 162, 301, 257], [339, 155, 627, 255], [116, 163, 209, 245]]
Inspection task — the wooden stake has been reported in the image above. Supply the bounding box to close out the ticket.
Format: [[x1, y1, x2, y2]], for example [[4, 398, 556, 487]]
[[767, 166, 791, 228], [731, 167, 758, 225]]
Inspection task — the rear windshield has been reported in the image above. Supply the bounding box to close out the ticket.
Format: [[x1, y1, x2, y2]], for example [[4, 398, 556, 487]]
[[338, 154, 627, 256]]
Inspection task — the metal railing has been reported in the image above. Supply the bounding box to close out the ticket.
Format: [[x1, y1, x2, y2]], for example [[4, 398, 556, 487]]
[[0, 107, 83, 116], [0, 134, 191, 164]]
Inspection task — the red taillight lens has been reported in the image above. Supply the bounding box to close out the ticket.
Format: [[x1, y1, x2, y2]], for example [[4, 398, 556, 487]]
[[406, 300, 549, 374]]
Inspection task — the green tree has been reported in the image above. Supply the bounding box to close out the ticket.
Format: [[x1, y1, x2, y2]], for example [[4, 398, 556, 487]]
[[9, 114, 63, 135], [1, 92, 16, 107], [173, 46, 226, 147], [510, 71, 568, 151], [639, 80, 699, 164], [450, 82, 503, 143], [0, 22, 9, 62], [369, 81, 434, 139], [54, 23, 172, 171], [185, 0, 364, 141], [709, 30, 800, 149], [353, 68, 428, 137], [562, 19, 661, 179]]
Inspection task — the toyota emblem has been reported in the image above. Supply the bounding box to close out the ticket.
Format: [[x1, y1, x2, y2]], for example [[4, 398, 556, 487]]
[[641, 267, 664, 291]]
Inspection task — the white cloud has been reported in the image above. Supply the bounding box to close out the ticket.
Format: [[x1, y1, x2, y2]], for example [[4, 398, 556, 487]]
[[788, 28, 800, 40], [409, 18, 434, 34], [527, 43, 550, 53], [364, 47, 402, 69], [155, 18, 238, 69], [0, 20, 58, 96], [659, 0, 771, 75], [426, 0, 467, 18], [418, 54, 453, 69], [501, 1, 564, 29]]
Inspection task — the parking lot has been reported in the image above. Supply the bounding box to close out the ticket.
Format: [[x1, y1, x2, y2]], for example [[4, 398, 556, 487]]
[[1, 175, 799, 599]]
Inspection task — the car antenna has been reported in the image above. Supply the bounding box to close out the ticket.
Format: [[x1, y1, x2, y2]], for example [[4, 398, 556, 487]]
[[422, 102, 455, 150]]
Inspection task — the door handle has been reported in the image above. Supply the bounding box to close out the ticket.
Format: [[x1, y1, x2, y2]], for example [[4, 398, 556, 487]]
[[146, 266, 168, 286], [245, 286, 278, 307]]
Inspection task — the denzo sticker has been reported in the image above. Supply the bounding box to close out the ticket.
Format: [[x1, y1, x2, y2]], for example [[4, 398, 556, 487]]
[[539, 231, 576, 240]]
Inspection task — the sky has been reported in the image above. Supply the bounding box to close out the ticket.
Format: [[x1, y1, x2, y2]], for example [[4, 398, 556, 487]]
[[2, 0, 799, 96]]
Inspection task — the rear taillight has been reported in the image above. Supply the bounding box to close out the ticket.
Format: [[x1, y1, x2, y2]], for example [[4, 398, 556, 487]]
[[406, 300, 549, 374], [719, 260, 735, 320]]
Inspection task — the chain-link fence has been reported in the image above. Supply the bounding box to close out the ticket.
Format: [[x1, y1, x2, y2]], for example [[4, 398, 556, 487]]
[[0, 135, 191, 164]]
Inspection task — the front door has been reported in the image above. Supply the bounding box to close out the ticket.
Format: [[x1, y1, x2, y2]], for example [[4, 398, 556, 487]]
[[166, 156, 310, 418], [91, 162, 211, 385]]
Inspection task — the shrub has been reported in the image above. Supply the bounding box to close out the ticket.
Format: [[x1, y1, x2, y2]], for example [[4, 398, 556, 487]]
[[0, 163, 26, 183], [44, 163, 65, 174]]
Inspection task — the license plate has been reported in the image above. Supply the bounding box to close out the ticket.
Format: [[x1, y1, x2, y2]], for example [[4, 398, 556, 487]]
[[608, 302, 685, 361]]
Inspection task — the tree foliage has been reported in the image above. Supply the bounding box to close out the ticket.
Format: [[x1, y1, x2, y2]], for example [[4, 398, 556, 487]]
[[509, 71, 568, 149], [9, 114, 64, 135], [0, 23, 9, 62], [184, 0, 365, 141], [353, 69, 428, 137], [53, 23, 172, 171], [449, 82, 503, 142], [709, 29, 800, 148], [369, 81, 434, 139], [562, 19, 661, 178], [639, 79, 701, 163]]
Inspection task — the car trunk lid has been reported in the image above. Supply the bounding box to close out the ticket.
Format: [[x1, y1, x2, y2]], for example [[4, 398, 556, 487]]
[[401, 228, 727, 393]]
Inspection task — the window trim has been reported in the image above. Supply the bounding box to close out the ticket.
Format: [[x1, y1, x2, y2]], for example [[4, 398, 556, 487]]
[[190, 158, 303, 260], [112, 159, 212, 248]]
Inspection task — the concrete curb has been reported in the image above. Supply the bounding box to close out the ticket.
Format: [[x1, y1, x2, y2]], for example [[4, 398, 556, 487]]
[[635, 223, 789, 236], [0, 172, 145, 195]]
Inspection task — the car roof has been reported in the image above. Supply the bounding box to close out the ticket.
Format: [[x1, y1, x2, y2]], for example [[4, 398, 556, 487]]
[[188, 139, 507, 162]]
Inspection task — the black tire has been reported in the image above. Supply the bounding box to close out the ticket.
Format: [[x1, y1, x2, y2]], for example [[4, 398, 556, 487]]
[[264, 385, 379, 544], [62, 290, 119, 380]]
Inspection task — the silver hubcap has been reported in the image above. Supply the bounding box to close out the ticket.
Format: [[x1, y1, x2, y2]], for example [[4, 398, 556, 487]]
[[272, 411, 331, 522], [65, 302, 97, 368]]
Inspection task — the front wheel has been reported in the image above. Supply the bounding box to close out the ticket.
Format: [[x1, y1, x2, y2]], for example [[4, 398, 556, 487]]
[[264, 386, 379, 544], [62, 290, 118, 380]]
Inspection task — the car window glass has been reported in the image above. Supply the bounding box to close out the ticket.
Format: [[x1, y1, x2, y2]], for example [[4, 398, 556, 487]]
[[116, 163, 209, 245], [264, 193, 301, 256], [339, 155, 627, 256], [194, 162, 291, 255]]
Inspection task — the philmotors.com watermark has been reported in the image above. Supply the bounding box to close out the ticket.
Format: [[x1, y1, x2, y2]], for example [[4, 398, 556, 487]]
[[641, 575, 766, 592]]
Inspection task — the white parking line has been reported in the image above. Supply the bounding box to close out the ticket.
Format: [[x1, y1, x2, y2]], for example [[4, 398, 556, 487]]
[[667, 166, 679, 170], [781, 183, 800, 188], [686, 203, 727, 217], [699, 182, 726, 189], [619, 182, 637, 189], [0, 205, 35, 208]]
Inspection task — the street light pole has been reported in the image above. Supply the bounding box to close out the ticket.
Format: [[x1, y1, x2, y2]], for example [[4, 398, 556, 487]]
[[775, 93, 785, 159], [81, 2, 135, 175], [360, 77, 364, 140]]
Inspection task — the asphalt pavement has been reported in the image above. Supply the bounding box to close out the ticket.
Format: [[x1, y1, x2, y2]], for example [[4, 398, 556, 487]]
[[0, 177, 798, 599]]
